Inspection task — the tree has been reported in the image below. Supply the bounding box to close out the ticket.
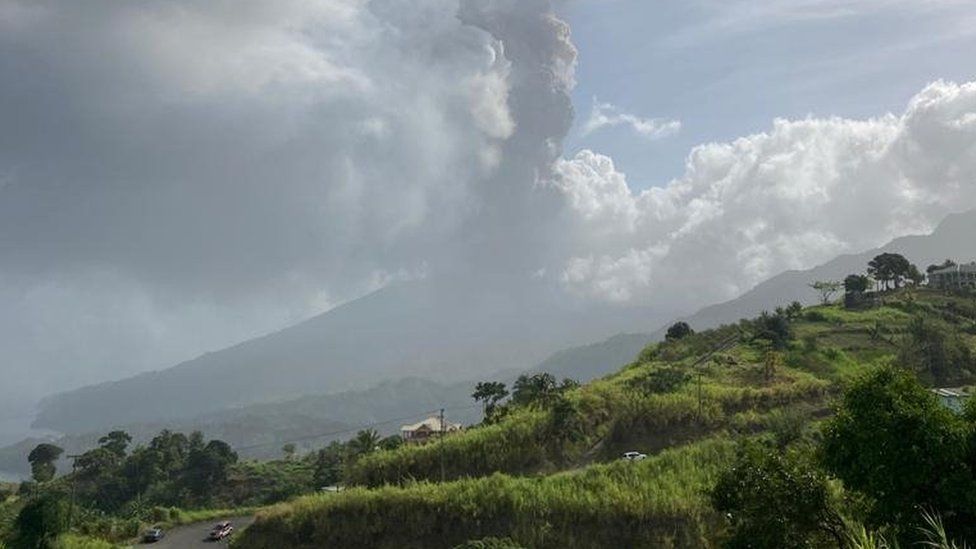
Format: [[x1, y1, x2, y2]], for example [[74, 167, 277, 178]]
[[906, 264, 925, 286], [785, 301, 804, 320], [346, 429, 381, 459], [711, 441, 840, 549], [809, 280, 842, 305], [281, 443, 296, 460], [927, 259, 957, 274], [12, 493, 70, 548], [378, 435, 402, 451], [752, 311, 793, 350], [313, 441, 344, 488], [867, 253, 912, 291], [821, 366, 976, 537], [184, 439, 238, 497], [27, 443, 63, 483], [97, 430, 132, 459], [512, 373, 558, 407], [472, 381, 509, 419], [897, 316, 974, 384], [665, 321, 694, 342], [73, 447, 118, 480], [844, 274, 871, 294]]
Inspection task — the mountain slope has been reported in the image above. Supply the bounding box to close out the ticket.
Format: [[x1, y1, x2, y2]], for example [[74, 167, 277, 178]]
[[653, 210, 976, 338], [33, 280, 665, 433], [237, 287, 976, 548]]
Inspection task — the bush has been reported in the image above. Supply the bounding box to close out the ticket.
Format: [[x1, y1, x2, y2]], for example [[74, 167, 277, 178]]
[[804, 310, 827, 322], [629, 367, 690, 395], [711, 441, 838, 548], [822, 366, 976, 539]]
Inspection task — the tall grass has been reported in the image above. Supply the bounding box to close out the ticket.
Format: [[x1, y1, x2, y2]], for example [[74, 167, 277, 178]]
[[237, 437, 734, 549]]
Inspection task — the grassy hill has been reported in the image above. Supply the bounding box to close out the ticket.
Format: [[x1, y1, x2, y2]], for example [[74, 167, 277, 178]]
[[235, 288, 976, 548]]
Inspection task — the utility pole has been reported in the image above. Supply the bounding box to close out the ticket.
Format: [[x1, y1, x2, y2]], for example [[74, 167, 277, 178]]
[[439, 408, 446, 483], [697, 369, 703, 421], [66, 454, 82, 532]]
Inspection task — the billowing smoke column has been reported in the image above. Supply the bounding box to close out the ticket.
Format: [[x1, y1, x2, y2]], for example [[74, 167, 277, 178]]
[[452, 0, 579, 285]]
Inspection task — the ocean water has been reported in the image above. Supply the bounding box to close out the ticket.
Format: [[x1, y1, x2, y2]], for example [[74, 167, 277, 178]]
[[0, 411, 56, 482]]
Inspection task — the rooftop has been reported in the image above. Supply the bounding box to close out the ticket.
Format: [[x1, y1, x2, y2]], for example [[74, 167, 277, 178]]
[[401, 416, 462, 433], [931, 262, 976, 276]]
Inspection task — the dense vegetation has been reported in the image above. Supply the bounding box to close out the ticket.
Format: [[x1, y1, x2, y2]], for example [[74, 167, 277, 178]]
[[7, 252, 976, 548], [235, 255, 976, 548]]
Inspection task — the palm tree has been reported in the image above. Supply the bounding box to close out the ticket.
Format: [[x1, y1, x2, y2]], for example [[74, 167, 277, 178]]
[[347, 429, 381, 459]]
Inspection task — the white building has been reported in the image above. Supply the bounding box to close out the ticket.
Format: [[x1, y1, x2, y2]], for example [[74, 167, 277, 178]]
[[929, 262, 976, 291], [400, 416, 462, 444]]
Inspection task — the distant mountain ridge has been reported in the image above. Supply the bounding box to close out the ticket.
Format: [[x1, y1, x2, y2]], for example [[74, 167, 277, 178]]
[[30, 210, 976, 436], [651, 210, 976, 338], [33, 276, 667, 434]]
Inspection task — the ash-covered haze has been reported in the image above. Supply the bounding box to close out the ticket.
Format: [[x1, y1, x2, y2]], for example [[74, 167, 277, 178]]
[[1, 0, 975, 418]]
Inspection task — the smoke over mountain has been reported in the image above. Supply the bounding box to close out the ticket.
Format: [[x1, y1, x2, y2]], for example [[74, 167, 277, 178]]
[[1, 0, 975, 411]]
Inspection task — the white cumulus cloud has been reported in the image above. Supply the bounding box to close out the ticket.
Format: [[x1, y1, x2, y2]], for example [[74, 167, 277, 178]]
[[554, 80, 976, 308], [581, 99, 682, 139]]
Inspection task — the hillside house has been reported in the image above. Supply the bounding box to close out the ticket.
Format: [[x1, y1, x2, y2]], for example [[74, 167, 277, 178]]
[[929, 262, 976, 291], [400, 416, 462, 444], [932, 388, 971, 413]]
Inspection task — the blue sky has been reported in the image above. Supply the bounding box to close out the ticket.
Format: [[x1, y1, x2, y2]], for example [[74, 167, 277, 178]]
[[560, 0, 976, 189]]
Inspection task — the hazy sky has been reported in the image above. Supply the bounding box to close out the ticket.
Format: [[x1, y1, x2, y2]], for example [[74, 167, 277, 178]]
[[1, 0, 974, 410]]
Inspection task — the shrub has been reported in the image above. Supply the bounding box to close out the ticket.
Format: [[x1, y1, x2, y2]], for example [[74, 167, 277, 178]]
[[711, 441, 838, 548], [629, 367, 690, 395]]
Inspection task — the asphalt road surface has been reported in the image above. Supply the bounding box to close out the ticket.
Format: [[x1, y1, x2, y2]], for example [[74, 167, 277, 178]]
[[140, 515, 255, 548]]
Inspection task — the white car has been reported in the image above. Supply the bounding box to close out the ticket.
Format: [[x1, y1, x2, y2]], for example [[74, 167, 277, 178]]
[[622, 451, 647, 461]]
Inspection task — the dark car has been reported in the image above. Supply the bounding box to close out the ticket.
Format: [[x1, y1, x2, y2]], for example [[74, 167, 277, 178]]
[[142, 527, 165, 543], [208, 521, 234, 541]]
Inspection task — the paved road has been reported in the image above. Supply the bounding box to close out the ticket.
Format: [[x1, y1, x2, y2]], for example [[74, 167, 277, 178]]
[[139, 515, 255, 548]]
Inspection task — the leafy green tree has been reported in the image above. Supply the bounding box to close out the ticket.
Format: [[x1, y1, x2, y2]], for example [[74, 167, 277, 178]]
[[512, 373, 557, 407], [346, 429, 381, 460], [12, 493, 70, 548], [97, 430, 131, 459], [906, 264, 925, 286], [27, 443, 63, 483], [785, 301, 804, 320], [867, 253, 912, 291], [927, 259, 957, 274], [821, 366, 976, 536], [472, 381, 509, 419], [898, 316, 974, 384], [184, 439, 238, 497], [752, 311, 793, 350], [546, 394, 585, 452], [712, 441, 839, 548], [313, 441, 344, 488], [74, 447, 118, 480], [378, 435, 402, 451], [809, 280, 842, 304], [281, 443, 297, 460], [665, 321, 694, 342], [844, 274, 871, 294]]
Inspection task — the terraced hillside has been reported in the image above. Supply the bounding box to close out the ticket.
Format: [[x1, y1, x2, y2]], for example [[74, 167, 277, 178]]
[[237, 288, 976, 548]]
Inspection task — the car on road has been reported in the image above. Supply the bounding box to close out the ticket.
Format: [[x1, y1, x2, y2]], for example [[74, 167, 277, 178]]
[[622, 451, 647, 461], [142, 526, 165, 543], [208, 521, 234, 541]]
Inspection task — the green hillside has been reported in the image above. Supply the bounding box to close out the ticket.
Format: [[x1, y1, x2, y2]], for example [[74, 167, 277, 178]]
[[235, 287, 976, 548]]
